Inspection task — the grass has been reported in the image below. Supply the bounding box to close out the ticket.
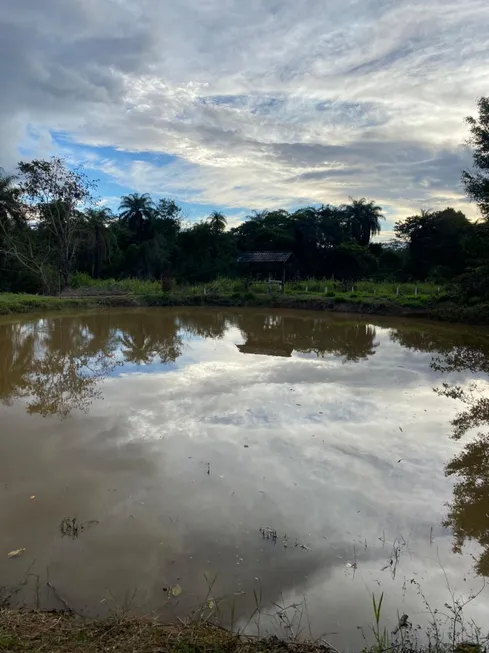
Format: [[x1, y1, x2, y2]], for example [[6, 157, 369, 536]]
[[67, 275, 447, 301], [0, 610, 331, 653], [62, 276, 449, 312], [0, 276, 487, 324], [0, 293, 87, 315], [0, 550, 487, 653], [1, 582, 488, 653]]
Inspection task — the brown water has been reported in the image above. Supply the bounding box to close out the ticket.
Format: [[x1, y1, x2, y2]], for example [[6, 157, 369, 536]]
[[1, 307, 489, 647]]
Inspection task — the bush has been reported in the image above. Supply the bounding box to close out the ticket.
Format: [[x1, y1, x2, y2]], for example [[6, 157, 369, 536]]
[[456, 266, 489, 301], [70, 272, 94, 289], [161, 277, 174, 292]]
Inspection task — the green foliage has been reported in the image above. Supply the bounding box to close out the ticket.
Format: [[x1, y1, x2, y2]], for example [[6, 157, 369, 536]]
[[2, 99, 489, 298], [67, 275, 447, 307], [69, 276, 163, 294], [462, 97, 489, 219], [119, 192, 156, 240], [456, 266, 489, 301], [394, 208, 471, 280], [343, 197, 385, 246], [70, 272, 94, 289], [208, 210, 227, 234], [0, 165, 475, 291], [371, 592, 389, 653]]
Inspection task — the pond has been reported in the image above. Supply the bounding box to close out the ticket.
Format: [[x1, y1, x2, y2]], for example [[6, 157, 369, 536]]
[[1, 307, 489, 648]]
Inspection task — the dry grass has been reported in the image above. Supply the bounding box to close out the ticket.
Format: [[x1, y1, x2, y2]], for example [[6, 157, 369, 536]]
[[0, 610, 332, 653]]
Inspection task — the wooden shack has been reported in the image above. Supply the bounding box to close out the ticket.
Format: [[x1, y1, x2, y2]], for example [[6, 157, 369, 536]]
[[236, 251, 293, 289]]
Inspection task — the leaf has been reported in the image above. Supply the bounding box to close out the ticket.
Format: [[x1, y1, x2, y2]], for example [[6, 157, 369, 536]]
[[207, 598, 215, 610], [171, 584, 182, 597], [8, 548, 26, 558], [29, 495, 36, 500]]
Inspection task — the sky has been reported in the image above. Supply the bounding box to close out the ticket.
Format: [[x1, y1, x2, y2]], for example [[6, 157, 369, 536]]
[[1, 0, 488, 236]]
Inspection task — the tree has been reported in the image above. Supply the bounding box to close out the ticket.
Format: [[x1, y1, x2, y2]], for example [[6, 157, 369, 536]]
[[344, 198, 384, 246], [0, 168, 21, 226], [10, 157, 95, 290], [208, 210, 227, 234], [234, 209, 294, 252], [156, 198, 182, 222], [119, 193, 155, 241], [6, 148, 488, 291], [462, 97, 489, 219], [394, 208, 470, 279], [330, 243, 378, 281], [82, 207, 114, 278], [0, 169, 30, 291]]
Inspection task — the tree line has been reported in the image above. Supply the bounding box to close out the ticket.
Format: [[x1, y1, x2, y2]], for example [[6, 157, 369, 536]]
[[1, 98, 488, 296]]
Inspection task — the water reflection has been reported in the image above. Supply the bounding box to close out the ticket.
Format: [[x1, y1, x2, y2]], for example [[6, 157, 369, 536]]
[[0, 317, 119, 417], [390, 322, 489, 578], [437, 356, 489, 578], [236, 313, 378, 361], [1, 308, 489, 642], [444, 434, 489, 576], [0, 310, 382, 419]]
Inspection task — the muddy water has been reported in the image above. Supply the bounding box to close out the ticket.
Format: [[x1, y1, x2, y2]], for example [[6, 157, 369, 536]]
[[1, 308, 489, 647]]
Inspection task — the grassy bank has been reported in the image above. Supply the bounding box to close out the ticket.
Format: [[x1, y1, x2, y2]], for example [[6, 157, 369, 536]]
[[0, 281, 488, 324], [1, 606, 487, 653], [0, 610, 331, 653]]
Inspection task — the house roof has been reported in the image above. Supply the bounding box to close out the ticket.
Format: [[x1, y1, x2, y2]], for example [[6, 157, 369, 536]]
[[237, 343, 293, 357], [237, 251, 292, 264]]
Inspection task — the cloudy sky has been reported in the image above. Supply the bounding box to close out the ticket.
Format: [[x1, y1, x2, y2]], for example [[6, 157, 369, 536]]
[[1, 0, 488, 232]]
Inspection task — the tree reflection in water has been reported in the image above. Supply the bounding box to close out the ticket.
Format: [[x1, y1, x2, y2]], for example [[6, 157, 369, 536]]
[[235, 313, 378, 362], [391, 323, 489, 577], [116, 312, 183, 365], [0, 313, 186, 417], [3, 309, 489, 575], [0, 311, 381, 421], [444, 434, 489, 576], [0, 316, 120, 418]]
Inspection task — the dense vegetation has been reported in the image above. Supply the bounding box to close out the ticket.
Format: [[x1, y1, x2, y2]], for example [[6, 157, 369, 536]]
[[1, 98, 488, 303]]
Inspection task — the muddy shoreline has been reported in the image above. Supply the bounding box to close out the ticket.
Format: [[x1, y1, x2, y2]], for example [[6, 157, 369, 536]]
[[1, 292, 487, 324]]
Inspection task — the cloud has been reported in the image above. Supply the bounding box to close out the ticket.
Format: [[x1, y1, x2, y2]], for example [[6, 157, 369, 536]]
[[0, 0, 487, 222]]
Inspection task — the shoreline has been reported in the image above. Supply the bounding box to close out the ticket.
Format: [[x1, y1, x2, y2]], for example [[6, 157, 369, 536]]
[[0, 291, 487, 325], [0, 610, 331, 653]]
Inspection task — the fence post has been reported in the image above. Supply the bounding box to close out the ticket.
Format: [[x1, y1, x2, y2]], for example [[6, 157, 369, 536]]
[[415, 286, 418, 296], [396, 287, 399, 296]]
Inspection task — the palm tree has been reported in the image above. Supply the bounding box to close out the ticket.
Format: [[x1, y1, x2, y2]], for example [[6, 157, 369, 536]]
[[118, 193, 155, 241], [208, 210, 227, 234], [345, 198, 384, 247], [0, 168, 21, 227], [84, 207, 113, 278]]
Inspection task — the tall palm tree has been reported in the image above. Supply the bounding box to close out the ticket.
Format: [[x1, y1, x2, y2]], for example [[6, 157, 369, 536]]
[[208, 210, 227, 234], [118, 193, 155, 241], [345, 198, 384, 247], [84, 207, 113, 278], [0, 168, 21, 227]]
